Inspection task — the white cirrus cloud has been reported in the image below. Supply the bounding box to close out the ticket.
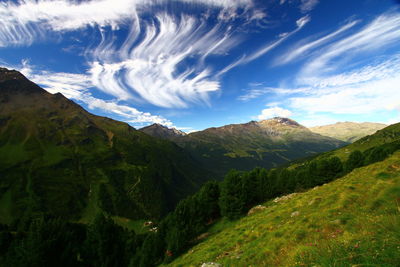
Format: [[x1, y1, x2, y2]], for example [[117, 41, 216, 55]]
[[218, 15, 311, 75], [255, 11, 400, 124], [298, 12, 400, 82], [242, 15, 311, 64], [300, 0, 319, 12], [87, 12, 237, 108], [0, 0, 307, 110], [83, 96, 173, 127], [268, 55, 400, 117], [238, 84, 311, 101], [0, 0, 253, 47], [275, 20, 359, 66], [257, 106, 293, 120], [290, 75, 400, 115]]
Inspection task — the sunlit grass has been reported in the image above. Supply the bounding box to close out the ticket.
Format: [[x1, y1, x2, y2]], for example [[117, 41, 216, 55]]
[[167, 152, 400, 267]]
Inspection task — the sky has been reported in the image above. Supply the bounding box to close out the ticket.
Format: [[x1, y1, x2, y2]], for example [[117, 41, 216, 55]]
[[1, 0, 400, 132]]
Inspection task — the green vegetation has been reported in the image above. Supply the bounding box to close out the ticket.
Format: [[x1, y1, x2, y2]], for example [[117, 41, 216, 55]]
[[168, 151, 400, 267], [1, 69, 400, 266], [0, 214, 139, 267], [0, 69, 210, 225]]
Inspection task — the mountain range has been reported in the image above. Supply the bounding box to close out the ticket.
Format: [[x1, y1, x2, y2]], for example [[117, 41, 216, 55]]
[[1, 67, 399, 267], [0, 67, 390, 224], [140, 118, 346, 177]]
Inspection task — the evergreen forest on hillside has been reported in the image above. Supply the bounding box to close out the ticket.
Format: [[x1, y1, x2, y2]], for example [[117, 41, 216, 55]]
[[1, 135, 399, 266]]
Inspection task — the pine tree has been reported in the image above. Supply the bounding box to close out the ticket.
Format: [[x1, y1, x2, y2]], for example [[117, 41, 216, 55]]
[[219, 170, 245, 220], [345, 150, 364, 172]]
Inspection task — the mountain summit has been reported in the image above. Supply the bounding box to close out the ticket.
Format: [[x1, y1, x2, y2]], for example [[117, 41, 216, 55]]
[[140, 123, 186, 140], [0, 67, 46, 95], [259, 117, 304, 128]]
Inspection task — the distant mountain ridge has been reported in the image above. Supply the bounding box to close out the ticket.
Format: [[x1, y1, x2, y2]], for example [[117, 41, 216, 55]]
[[310, 121, 387, 143], [140, 123, 186, 140], [141, 117, 347, 177], [0, 68, 209, 224]]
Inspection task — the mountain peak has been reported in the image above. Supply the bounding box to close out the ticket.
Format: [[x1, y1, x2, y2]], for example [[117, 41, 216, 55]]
[[0, 67, 45, 95], [140, 123, 186, 140], [258, 117, 304, 128], [0, 67, 27, 82]]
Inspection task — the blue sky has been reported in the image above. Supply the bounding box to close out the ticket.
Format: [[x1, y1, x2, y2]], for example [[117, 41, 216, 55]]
[[1, 0, 400, 132]]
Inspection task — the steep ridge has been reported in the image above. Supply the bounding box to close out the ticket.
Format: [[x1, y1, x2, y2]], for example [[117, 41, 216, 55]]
[[310, 121, 387, 143], [0, 68, 209, 224]]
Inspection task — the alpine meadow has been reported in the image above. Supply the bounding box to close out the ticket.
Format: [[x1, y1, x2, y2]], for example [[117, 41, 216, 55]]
[[0, 0, 400, 266]]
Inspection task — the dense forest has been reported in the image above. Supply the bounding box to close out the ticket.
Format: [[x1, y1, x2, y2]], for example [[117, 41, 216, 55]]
[[1, 139, 398, 267]]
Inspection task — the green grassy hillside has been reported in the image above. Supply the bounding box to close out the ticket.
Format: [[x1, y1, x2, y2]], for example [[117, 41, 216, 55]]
[[310, 122, 387, 143], [167, 151, 400, 266], [0, 68, 209, 225]]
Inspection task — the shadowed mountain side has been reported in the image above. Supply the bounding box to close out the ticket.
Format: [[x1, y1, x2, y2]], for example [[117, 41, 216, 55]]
[[0, 68, 210, 224]]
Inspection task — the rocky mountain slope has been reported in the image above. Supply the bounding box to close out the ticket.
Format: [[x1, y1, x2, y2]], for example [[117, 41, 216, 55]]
[[0, 68, 209, 224], [310, 121, 387, 143], [140, 123, 186, 140]]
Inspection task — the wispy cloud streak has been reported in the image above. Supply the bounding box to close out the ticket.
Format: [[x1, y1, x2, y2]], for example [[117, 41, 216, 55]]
[[217, 15, 311, 76], [0, 0, 252, 47], [269, 55, 400, 116], [275, 20, 359, 65], [299, 12, 400, 81], [300, 0, 319, 12], [239, 15, 311, 64]]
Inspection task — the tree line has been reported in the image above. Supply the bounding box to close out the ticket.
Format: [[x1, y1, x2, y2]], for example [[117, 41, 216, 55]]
[[1, 140, 399, 266]]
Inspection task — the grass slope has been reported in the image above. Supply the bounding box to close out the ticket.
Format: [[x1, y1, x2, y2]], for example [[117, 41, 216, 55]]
[[167, 152, 400, 267]]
